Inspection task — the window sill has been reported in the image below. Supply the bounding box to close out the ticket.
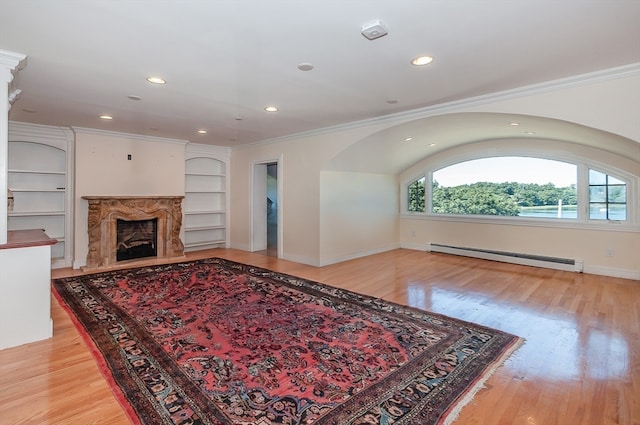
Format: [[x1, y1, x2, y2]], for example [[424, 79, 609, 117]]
[[399, 213, 639, 233]]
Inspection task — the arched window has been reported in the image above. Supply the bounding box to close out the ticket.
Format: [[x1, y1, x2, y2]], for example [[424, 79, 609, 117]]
[[402, 153, 636, 227]]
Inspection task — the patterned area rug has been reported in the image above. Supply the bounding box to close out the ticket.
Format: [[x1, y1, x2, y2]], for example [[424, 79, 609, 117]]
[[53, 258, 522, 425]]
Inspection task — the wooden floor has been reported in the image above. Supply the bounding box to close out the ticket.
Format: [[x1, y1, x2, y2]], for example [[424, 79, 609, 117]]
[[1, 248, 638, 424]]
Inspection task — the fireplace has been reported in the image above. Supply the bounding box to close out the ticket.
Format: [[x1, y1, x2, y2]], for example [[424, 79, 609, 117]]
[[116, 218, 158, 261], [82, 196, 184, 270]]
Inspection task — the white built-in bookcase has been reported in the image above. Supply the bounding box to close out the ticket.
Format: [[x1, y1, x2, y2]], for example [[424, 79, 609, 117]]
[[183, 144, 230, 251], [7, 122, 75, 268]]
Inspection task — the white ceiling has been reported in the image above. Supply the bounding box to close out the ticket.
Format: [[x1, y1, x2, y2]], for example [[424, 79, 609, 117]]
[[1, 0, 639, 149]]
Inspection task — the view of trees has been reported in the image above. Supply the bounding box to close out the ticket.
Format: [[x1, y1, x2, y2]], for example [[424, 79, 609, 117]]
[[407, 177, 425, 212], [407, 179, 578, 216]]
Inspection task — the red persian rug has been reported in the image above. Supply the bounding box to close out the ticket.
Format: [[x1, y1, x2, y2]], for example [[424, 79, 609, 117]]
[[53, 258, 522, 425]]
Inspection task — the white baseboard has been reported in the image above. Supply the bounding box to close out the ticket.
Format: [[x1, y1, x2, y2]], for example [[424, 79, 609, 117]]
[[422, 242, 638, 281], [400, 242, 429, 251], [318, 243, 401, 267], [582, 265, 640, 281]]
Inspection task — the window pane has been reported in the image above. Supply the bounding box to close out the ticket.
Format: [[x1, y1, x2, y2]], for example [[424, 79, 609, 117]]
[[589, 203, 608, 220], [589, 186, 606, 202], [608, 186, 626, 203], [610, 206, 627, 220], [588, 169, 627, 221], [408, 176, 425, 212], [589, 169, 607, 184], [608, 175, 625, 185], [432, 157, 577, 218]]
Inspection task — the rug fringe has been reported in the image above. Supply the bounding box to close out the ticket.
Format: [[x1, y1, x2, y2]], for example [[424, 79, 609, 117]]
[[441, 336, 525, 425]]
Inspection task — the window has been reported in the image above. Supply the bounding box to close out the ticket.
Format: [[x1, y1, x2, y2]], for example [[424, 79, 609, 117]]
[[403, 154, 636, 226], [589, 169, 626, 220], [407, 176, 425, 212], [430, 157, 577, 218]]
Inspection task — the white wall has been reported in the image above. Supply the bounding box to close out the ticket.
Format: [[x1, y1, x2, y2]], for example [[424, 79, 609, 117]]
[[319, 171, 399, 266], [400, 219, 639, 279], [230, 123, 389, 265], [72, 128, 187, 268]]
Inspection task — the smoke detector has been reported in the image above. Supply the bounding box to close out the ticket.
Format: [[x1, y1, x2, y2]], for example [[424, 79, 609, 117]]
[[361, 20, 388, 40]]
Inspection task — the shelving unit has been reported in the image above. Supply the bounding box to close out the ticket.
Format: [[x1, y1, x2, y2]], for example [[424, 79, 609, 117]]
[[7, 122, 74, 268], [183, 144, 230, 251]]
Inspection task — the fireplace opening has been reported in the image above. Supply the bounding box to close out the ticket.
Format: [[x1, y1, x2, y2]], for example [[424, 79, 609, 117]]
[[116, 218, 158, 261]]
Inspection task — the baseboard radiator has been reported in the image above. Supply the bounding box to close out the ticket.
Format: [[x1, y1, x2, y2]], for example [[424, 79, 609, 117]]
[[427, 243, 583, 273]]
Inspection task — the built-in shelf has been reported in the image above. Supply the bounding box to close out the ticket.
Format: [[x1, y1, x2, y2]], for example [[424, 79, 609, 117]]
[[10, 189, 65, 192], [185, 190, 226, 194], [185, 209, 226, 215], [8, 122, 75, 268], [8, 169, 66, 175], [9, 211, 66, 216], [184, 239, 227, 248], [184, 225, 226, 231], [183, 145, 230, 252]]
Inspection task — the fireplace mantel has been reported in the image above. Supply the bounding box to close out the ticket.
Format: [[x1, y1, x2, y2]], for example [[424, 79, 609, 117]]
[[82, 196, 185, 270]]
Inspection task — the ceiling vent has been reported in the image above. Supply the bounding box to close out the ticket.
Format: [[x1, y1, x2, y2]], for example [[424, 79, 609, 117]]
[[361, 20, 388, 40]]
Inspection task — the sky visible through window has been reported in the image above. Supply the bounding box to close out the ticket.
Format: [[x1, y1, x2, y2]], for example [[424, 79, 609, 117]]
[[434, 157, 576, 187]]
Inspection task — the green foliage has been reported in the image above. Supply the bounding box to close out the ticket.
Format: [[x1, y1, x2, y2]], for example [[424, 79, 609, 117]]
[[607, 185, 626, 203], [430, 181, 577, 216], [408, 177, 425, 212]]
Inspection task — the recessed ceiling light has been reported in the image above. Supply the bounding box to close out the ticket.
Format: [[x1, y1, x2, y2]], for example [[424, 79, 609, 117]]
[[524, 131, 536, 135], [404, 137, 413, 142], [128, 95, 142, 101], [146, 76, 166, 84], [100, 114, 113, 120], [509, 122, 520, 126], [264, 106, 279, 112], [22, 107, 37, 113], [297, 63, 314, 71], [411, 56, 434, 66], [197, 130, 207, 134], [387, 99, 399, 104], [429, 143, 437, 147], [234, 116, 243, 121]]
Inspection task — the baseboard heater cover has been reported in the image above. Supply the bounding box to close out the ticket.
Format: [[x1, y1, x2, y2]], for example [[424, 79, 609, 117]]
[[428, 243, 583, 272]]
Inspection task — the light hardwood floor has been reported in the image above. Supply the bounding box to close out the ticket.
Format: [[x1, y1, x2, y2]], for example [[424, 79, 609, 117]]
[[1, 248, 638, 424]]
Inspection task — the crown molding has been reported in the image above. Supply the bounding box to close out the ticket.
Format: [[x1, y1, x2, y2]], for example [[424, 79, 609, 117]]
[[9, 121, 74, 145], [234, 63, 640, 151], [71, 126, 189, 146], [186, 142, 231, 158], [0, 50, 26, 69]]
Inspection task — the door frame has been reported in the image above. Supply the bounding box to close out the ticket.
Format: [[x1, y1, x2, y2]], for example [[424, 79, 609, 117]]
[[250, 155, 283, 257]]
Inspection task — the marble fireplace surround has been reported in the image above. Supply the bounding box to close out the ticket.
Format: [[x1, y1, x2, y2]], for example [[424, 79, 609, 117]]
[[82, 196, 185, 270]]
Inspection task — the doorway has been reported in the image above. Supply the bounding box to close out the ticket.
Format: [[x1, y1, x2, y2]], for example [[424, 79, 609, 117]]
[[251, 159, 281, 257]]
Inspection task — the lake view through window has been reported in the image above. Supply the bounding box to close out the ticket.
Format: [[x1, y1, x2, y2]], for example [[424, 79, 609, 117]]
[[432, 157, 577, 218]]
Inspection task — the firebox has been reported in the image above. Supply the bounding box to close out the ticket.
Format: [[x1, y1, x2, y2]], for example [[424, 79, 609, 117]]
[[116, 218, 158, 261]]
